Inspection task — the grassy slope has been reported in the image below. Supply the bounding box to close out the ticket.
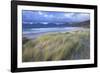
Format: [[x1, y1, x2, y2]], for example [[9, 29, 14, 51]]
[[22, 29, 90, 62]]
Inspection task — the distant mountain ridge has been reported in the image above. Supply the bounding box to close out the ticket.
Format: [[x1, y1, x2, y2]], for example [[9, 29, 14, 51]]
[[23, 20, 90, 29]]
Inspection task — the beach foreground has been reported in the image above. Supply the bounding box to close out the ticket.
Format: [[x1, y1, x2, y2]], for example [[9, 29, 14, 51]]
[[22, 29, 90, 62]]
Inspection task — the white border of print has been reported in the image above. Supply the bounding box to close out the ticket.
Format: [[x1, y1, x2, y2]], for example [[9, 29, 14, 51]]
[[17, 5, 94, 68]]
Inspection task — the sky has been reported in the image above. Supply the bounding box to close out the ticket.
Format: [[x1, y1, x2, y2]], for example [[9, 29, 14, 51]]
[[22, 10, 90, 24]]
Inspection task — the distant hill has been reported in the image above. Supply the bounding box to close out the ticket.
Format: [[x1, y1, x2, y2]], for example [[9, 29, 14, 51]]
[[71, 20, 90, 28], [22, 20, 90, 29]]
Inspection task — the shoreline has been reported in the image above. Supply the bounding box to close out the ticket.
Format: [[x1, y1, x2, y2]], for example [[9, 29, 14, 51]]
[[22, 27, 88, 39]]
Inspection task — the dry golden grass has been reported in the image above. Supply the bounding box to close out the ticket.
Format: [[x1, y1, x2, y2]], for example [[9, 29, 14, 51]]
[[22, 29, 90, 62]]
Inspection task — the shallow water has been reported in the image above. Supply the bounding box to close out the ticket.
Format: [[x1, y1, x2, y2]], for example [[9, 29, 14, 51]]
[[22, 27, 84, 39]]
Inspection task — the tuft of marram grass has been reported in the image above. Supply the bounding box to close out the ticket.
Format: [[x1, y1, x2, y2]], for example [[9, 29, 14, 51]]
[[22, 29, 90, 62]]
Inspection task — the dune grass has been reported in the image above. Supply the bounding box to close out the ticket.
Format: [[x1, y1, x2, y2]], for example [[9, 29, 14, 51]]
[[22, 29, 90, 62]]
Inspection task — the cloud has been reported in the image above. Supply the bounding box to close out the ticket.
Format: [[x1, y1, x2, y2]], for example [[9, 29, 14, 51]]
[[72, 13, 90, 22], [22, 10, 90, 23]]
